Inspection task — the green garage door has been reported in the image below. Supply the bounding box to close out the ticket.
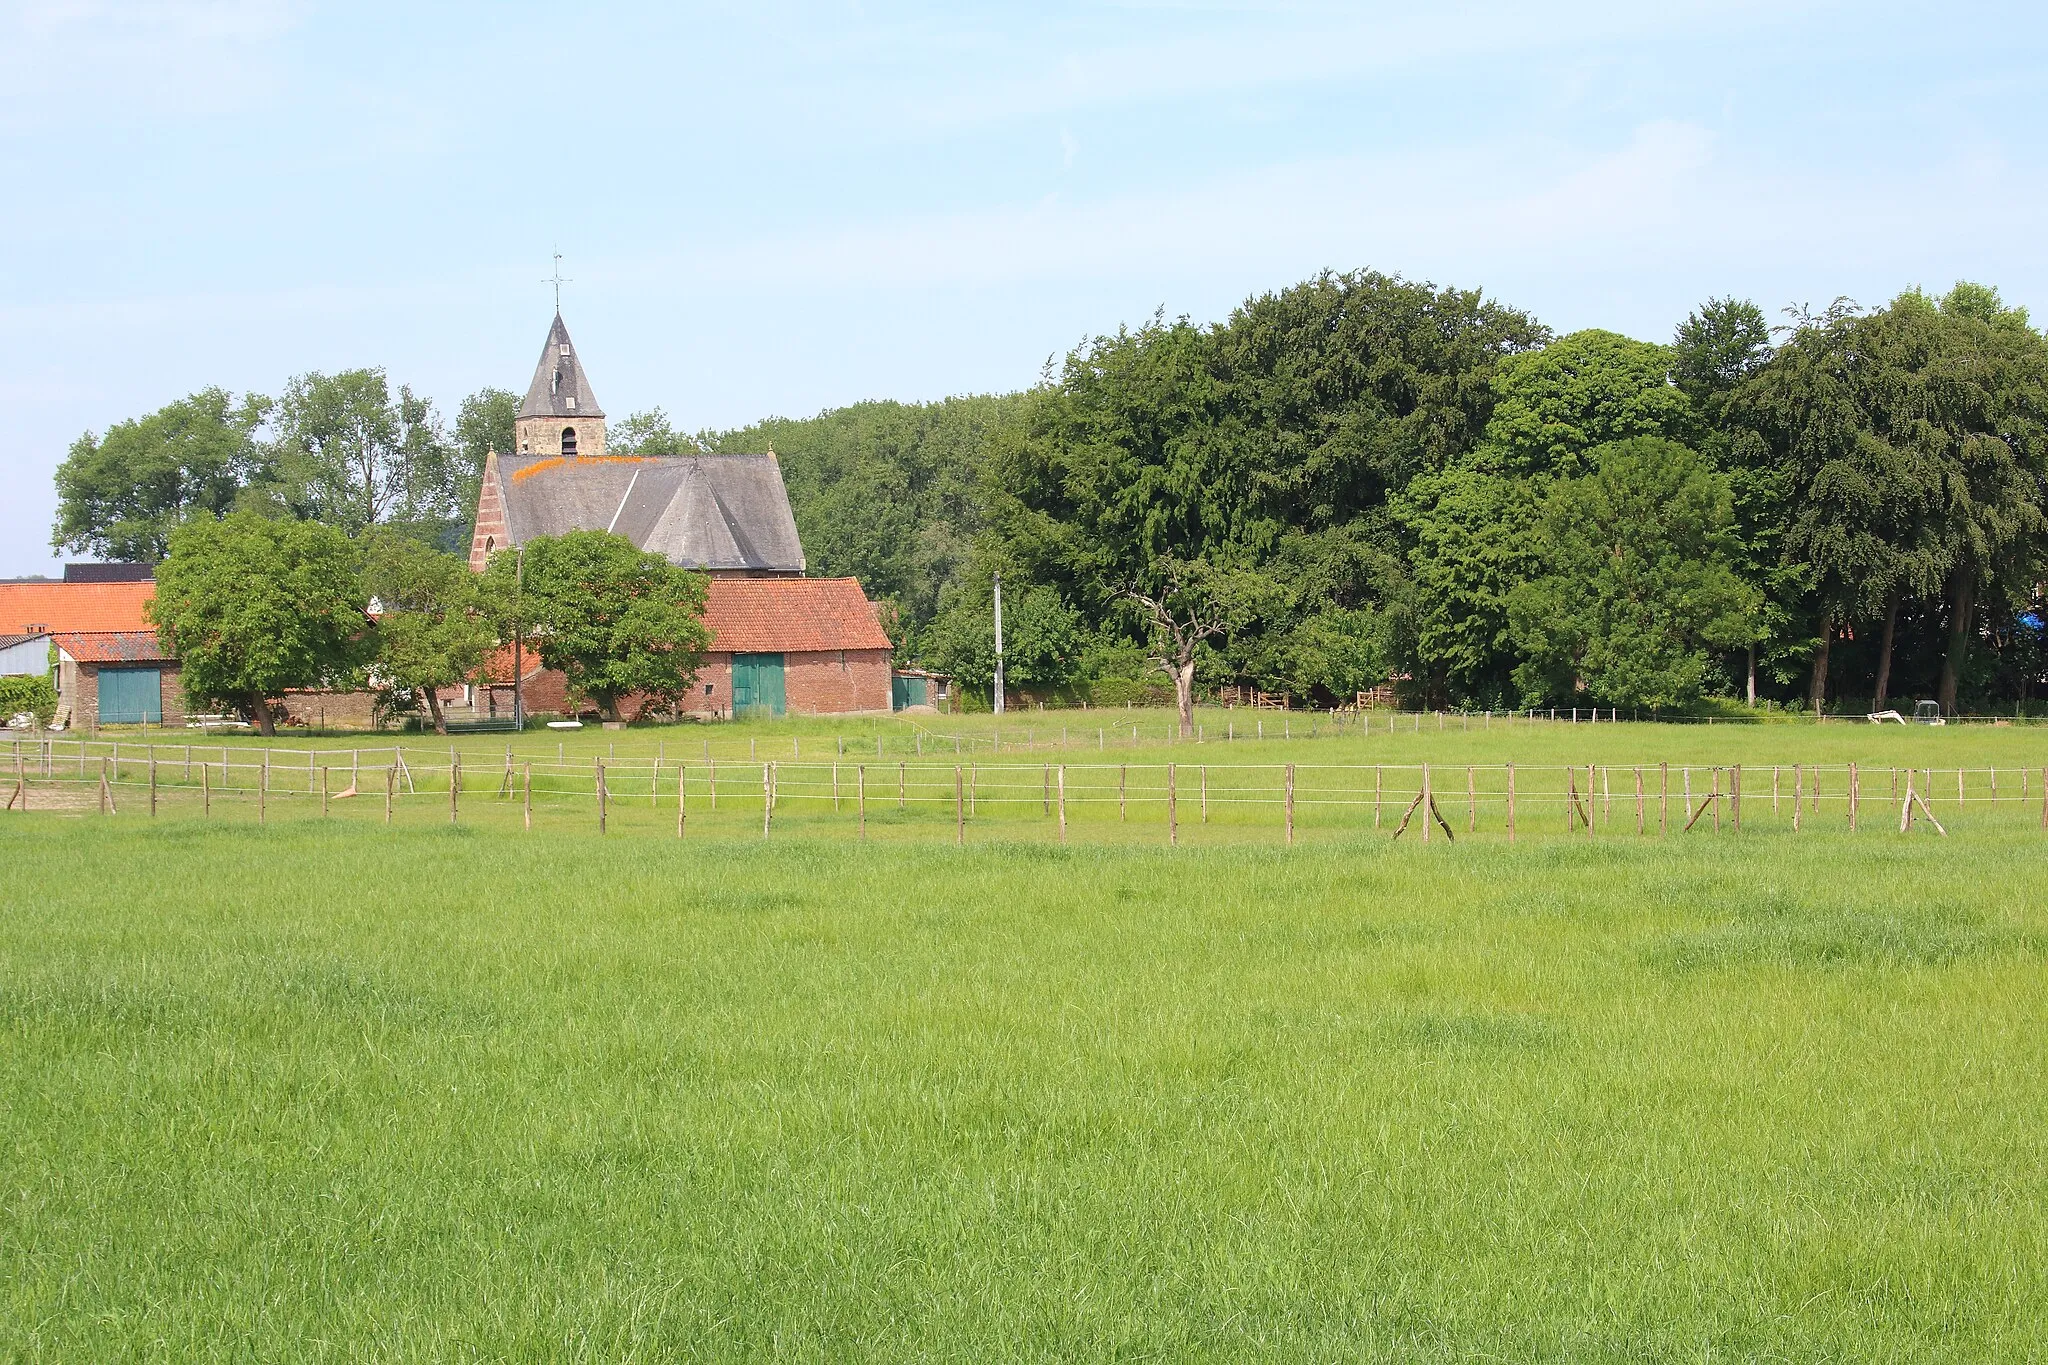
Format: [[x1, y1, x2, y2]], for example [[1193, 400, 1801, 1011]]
[[731, 653, 786, 718], [98, 667, 162, 724]]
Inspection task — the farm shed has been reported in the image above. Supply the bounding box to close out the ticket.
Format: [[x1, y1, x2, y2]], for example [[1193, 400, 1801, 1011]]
[[52, 632, 182, 729], [0, 632, 53, 677]]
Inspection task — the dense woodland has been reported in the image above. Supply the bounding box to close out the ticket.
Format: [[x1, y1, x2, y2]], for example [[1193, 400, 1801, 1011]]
[[53, 269, 2048, 719]]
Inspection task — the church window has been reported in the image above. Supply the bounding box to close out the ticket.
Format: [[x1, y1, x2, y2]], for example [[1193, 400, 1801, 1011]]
[[484, 537, 495, 555], [561, 427, 579, 457]]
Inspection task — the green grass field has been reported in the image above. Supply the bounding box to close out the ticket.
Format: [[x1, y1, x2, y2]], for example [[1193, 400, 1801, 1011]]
[[5, 719, 2048, 1359]]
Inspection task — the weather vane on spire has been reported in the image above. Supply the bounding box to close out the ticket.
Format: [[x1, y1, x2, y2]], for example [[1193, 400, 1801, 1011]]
[[545, 248, 571, 312]]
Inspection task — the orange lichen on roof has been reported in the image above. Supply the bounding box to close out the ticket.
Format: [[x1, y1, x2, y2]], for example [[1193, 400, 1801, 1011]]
[[0, 581, 156, 635], [510, 455, 656, 482], [702, 577, 892, 654]]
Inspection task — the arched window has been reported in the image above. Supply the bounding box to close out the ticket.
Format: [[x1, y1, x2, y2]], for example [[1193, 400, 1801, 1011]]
[[561, 427, 578, 457], [484, 536, 495, 556]]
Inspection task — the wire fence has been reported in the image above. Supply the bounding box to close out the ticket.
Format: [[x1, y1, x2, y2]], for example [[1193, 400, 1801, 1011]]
[[7, 735, 2040, 844]]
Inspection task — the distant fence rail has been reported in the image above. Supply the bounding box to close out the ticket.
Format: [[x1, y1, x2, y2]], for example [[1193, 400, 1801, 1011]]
[[5, 735, 2037, 844]]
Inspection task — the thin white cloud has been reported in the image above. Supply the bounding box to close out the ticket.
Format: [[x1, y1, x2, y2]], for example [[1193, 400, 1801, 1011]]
[[0, 0, 303, 123]]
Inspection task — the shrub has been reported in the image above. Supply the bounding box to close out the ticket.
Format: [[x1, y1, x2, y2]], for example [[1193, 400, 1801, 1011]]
[[0, 674, 58, 727]]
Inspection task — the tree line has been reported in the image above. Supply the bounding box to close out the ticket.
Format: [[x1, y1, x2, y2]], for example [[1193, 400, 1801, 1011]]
[[736, 275, 2048, 729], [56, 270, 2048, 730]]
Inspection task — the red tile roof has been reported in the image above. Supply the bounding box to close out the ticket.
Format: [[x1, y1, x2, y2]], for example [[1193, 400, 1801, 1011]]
[[54, 630, 172, 663], [0, 581, 156, 635], [703, 577, 891, 654]]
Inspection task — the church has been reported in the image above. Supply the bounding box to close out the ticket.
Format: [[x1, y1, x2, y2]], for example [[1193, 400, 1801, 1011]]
[[466, 314, 894, 718]]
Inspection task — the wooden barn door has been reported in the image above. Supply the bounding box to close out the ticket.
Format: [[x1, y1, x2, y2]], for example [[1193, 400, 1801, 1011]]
[[98, 667, 163, 724], [731, 654, 786, 718]]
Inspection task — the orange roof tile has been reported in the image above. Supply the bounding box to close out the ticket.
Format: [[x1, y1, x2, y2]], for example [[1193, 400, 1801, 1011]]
[[0, 581, 156, 635], [703, 577, 891, 654]]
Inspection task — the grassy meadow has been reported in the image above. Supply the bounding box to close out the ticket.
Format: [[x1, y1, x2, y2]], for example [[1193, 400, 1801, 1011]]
[[5, 717, 2048, 1358]]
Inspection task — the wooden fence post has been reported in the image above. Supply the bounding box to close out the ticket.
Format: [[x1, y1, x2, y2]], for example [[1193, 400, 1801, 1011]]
[[1057, 766, 1067, 844], [857, 765, 866, 839], [1730, 765, 1740, 831], [676, 764, 686, 838], [1659, 763, 1668, 836], [1506, 761, 1515, 843], [762, 763, 773, 838], [321, 766, 328, 818], [523, 763, 531, 832], [1586, 764, 1595, 839], [1848, 763, 1858, 831], [450, 755, 460, 825], [1792, 765, 1802, 833], [598, 759, 608, 835], [898, 762, 905, 810], [1420, 763, 1432, 845], [955, 766, 964, 845], [1285, 763, 1295, 846], [149, 757, 158, 817], [1168, 763, 1177, 847], [1467, 766, 1476, 834], [98, 757, 110, 815], [385, 765, 393, 824]]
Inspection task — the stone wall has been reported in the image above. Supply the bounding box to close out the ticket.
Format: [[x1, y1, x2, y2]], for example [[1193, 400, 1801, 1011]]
[[513, 415, 607, 459]]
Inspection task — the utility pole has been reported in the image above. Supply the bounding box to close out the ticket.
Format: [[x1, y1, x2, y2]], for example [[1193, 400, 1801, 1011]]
[[512, 544, 525, 731], [992, 570, 1006, 716]]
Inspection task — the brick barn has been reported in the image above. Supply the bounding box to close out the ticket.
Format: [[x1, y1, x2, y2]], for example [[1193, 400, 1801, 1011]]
[[464, 312, 894, 717], [0, 566, 178, 729]]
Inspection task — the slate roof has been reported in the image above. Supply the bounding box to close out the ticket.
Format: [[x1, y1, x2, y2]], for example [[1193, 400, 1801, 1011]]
[[54, 631, 171, 664], [519, 313, 604, 420], [0, 581, 156, 635], [0, 633, 50, 650], [494, 452, 806, 573], [702, 577, 891, 653]]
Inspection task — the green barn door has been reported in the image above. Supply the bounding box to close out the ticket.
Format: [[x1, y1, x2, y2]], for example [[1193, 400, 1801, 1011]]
[[98, 667, 162, 724], [731, 654, 786, 717]]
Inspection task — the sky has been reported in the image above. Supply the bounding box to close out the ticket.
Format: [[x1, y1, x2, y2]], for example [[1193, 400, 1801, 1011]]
[[3, 0, 2045, 576]]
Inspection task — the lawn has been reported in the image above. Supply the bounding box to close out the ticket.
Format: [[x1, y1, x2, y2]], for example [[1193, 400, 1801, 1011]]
[[3, 781, 2047, 1359]]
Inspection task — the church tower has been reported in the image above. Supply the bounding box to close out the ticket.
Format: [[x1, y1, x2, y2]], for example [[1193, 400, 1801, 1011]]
[[515, 313, 607, 458]]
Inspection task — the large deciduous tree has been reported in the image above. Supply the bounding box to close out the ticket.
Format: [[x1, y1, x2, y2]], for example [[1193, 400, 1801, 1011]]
[[482, 531, 710, 722], [52, 388, 273, 561], [1507, 438, 1757, 710], [271, 369, 461, 536], [362, 531, 499, 734], [148, 513, 372, 735]]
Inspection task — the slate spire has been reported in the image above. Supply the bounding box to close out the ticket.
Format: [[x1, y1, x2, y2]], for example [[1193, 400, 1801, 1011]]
[[518, 313, 604, 420]]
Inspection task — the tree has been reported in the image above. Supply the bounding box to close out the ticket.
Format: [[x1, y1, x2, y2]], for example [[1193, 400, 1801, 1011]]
[[1392, 468, 1543, 705], [924, 580, 1082, 697], [271, 369, 461, 535], [454, 386, 518, 494], [1472, 329, 1695, 478], [148, 513, 372, 735], [610, 408, 704, 456], [52, 387, 273, 561], [362, 531, 498, 734], [482, 531, 710, 722], [1507, 438, 1757, 710]]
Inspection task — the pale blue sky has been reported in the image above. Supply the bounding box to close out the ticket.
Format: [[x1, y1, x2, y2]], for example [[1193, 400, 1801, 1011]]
[[3, 0, 2044, 575]]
